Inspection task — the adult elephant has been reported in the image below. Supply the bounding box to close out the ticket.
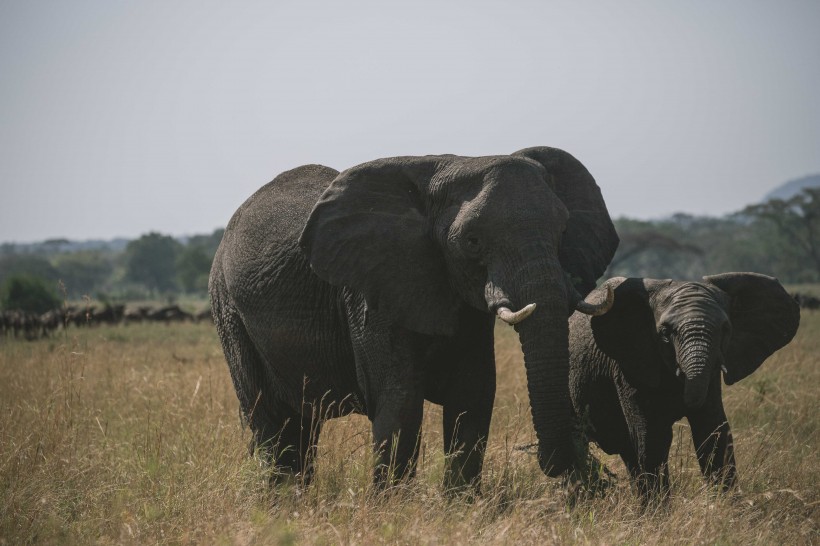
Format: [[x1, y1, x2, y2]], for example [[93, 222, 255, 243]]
[[210, 146, 619, 490], [568, 273, 800, 499]]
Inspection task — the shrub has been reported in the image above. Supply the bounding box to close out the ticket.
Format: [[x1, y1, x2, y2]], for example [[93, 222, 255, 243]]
[[0, 274, 62, 313]]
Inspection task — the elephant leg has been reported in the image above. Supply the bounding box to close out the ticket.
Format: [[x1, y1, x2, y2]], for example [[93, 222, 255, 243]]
[[240, 385, 324, 485], [623, 431, 672, 501], [442, 391, 493, 493], [211, 300, 276, 452], [637, 422, 673, 500], [687, 383, 736, 490], [441, 312, 496, 493], [265, 401, 324, 486], [344, 295, 427, 487], [371, 390, 424, 486], [620, 390, 673, 501], [210, 297, 321, 482]]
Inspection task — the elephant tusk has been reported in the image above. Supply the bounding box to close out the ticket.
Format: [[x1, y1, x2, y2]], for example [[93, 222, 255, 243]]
[[721, 365, 728, 375], [575, 284, 615, 316], [676, 368, 682, 378], [496, 303, 537, 325]]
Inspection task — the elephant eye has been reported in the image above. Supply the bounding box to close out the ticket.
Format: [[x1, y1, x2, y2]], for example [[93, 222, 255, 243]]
[[659, 325, 672, 343]]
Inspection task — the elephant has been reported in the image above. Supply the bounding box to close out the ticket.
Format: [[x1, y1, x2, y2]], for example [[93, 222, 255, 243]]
[[568, 273, 800, 499], [209, 146, 620, 490]]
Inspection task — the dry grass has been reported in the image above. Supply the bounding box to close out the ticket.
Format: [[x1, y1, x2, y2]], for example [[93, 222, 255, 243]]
[[1, 310, 818, 545]]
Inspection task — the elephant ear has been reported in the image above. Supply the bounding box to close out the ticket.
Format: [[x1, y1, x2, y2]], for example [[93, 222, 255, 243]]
[[704, 272, 800, 385], [589, 277, 662, 389], [513, 146, 619, 296], [299, 156, 462, 336]]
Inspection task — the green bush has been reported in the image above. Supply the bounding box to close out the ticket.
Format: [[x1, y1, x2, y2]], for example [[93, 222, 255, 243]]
[[1, 275, 62, 313]]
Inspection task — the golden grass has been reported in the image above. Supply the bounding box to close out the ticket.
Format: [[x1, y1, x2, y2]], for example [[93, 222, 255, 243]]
[[1, 312, 818, 544]]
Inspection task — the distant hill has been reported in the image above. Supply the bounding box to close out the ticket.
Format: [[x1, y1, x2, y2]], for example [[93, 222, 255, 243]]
[[764, 174, 820, 202]]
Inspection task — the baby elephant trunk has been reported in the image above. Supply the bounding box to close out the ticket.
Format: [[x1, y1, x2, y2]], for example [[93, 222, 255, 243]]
[[678, 323, 718, 410], [684, 364, 712, 409]]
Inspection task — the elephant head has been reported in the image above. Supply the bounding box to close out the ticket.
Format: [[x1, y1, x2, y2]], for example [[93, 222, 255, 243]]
[[299, 146, 619, 476], [590, 273, 800, 409]]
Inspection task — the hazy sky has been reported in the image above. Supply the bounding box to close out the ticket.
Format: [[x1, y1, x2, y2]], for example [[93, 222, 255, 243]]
[[1, 1, 818, 243]]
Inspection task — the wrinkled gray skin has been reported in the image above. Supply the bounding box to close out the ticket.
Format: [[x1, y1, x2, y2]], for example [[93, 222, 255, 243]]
[[210, 146, 619, 490], [569, 273, 800, 498]]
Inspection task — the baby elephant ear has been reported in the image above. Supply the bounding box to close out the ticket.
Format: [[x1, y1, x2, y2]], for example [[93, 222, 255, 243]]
[[704, 272, 801, 385], [300, 156, 461, 336], [590, 277, 662, 389]]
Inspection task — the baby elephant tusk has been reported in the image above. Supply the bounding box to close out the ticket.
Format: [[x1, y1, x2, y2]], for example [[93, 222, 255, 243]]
[[676, 368, 682, 378], [721, 365, 728, 375], [497, 303, 537, 325], [575, 284, 615, 316]]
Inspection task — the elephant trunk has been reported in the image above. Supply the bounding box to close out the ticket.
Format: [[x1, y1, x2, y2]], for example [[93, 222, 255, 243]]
[[511, 262, 574, 477], [678, 321, 716, 409]]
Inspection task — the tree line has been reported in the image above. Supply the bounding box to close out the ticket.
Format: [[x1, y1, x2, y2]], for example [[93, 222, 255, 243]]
[[0, 229, 223, 311], [608, 188, 819, 283], [1, 187, 818, 314]]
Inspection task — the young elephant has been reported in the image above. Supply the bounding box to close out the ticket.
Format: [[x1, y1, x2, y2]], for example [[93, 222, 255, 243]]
[[568, 273, 800, 497]]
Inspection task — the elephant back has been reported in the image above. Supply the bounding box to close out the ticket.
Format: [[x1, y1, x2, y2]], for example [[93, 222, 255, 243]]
[[213, 164, 339, 307], [226, 164, 339, 248]]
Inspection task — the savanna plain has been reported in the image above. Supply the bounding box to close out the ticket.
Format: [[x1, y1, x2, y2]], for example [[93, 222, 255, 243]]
[[1, 297, 818, 545]]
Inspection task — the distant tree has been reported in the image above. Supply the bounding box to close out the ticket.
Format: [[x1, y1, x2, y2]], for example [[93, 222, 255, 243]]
[[0, 254, 59, 288], [1, 275, 61, 313], [53, 251, 114, 298], [607, 228, 703, 277], [742, 188, 820, 280], [186, 228, 225, 258], [124, 233, 181, 294], [0, 243, 17, 257], [40, 239, 72, 255], [175, 229, 223, 294], [607, 218, 708, 279], [176, 245, 212, 293]]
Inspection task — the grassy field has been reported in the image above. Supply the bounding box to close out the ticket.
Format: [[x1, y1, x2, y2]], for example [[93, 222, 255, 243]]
[[1, 309, 817, 544]]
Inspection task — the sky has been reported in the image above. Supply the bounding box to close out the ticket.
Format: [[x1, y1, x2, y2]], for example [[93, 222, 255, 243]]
[[1, 1, 818, 243]]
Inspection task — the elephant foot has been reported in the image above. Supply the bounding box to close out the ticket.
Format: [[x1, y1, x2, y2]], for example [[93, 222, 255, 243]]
[[372, 455, 418, 490], [562, 436, 617, 506], [442, 472, 482, 501], [635, 474, 672, 509]]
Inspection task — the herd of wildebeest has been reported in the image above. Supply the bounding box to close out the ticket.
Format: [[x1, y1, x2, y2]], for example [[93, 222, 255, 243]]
[[0, 292, 817, 342], [792, 291, 820, 311], [0, 303, 213, 340]]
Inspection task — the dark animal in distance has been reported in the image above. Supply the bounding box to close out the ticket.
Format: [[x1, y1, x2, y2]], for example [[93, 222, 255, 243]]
[[1, 303, 210, 341], [792, 292, 820, 311]]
